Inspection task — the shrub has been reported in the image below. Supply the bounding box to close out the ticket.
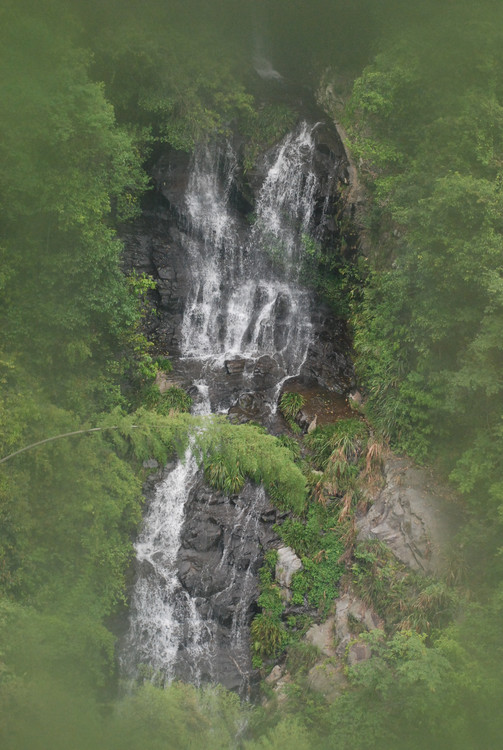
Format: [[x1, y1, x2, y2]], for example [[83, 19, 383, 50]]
[[198, 420, 307, 513], [285, 641, 320, 675], [291, 534, 345, 613], [250, 613, 288, 658], [305, 419, 369, 470], [351, 541, 459, 633], [276, 434, 301, 461], [143, 385, 193, 414], [279, 392, 306, 422], [204, 453, 245, 495]]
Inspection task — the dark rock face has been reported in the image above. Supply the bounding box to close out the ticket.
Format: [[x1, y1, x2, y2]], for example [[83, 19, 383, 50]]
[[299, 308, 356, 392], [176, 480, 279, 693], [122, 214, 190, 356]]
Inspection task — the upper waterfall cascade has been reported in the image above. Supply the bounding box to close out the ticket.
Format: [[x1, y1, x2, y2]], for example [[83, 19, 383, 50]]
[[179, 123, 326, 380]]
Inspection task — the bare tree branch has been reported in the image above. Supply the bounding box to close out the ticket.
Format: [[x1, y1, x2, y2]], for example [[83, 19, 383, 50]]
[[0, 425, 138, 465]]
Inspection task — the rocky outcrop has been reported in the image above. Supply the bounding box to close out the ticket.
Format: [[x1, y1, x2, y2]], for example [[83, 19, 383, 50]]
[[121, 114, 356, 420], [264, 588, 383, 705], [176, 480, 280, 693], [275, 546, 303, 602], [356, 457, 463, 575], [316, 73, 370, 256], [334, 590, 383, 660], [298, 309, 355, 393], [305, 618, 337, 658]]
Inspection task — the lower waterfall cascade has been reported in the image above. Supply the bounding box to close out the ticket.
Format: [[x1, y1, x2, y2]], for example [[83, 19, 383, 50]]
[[122, 117, 356, 694]]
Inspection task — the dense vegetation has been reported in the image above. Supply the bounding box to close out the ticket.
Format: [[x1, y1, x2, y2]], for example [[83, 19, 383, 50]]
[[344, 1, 503, 577], [1, 0, 502, 748]]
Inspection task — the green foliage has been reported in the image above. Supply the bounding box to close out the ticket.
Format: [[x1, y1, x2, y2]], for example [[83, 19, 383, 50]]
[[346, 3, 503, 493], [200, 420, 307, 513], [252, 548, 287, 660], [262, 548, 280, 574], [244, 717, 313, 750], [285, 641, 320, 676], [143, 385, 193, 415], [276, 434, 301, 461], [204, 451, 246, 496], [300, 234, 365, 316], [304, 419, 369, 470], [87, 2, 257, 152], [251, 614, 288, 659], [1, 2, 503, 747], [278, 393, 305, 434], [154, 357, 173, 373], [291, 535, 345, 613], [275, 504, 345, 614], [279, 392, 305, 422], [351, 541, 459, 633], [327, 628, 466, 750], [107, 681, 245, 750]]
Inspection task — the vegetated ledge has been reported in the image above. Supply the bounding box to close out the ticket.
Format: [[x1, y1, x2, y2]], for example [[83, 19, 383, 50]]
[[254, 403, 464, 707]]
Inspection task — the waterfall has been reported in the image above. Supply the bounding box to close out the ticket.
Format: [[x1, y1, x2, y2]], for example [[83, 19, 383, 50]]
[[121, 444, 215, 686], [179, 122, 324, 393], [123, 120, 346, 694], [123, 455, 270, 694]]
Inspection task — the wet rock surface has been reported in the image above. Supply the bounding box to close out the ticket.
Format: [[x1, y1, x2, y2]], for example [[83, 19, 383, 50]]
[[176, 480, 280, 693]]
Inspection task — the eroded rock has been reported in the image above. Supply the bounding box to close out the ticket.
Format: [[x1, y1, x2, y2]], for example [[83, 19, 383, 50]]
[[356, 457, 463, 575], [335, 591, 383, 659], [305, 617, 337, 658], [275, 546, 303, 600]]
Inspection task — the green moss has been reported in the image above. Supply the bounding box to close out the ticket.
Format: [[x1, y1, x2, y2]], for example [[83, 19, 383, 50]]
[[200, 419, 307, 513]]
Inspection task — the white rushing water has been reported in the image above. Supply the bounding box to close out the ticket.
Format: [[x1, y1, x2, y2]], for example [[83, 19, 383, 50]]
[[122, 444, 215, 686], [179, 122, 321, 372]]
